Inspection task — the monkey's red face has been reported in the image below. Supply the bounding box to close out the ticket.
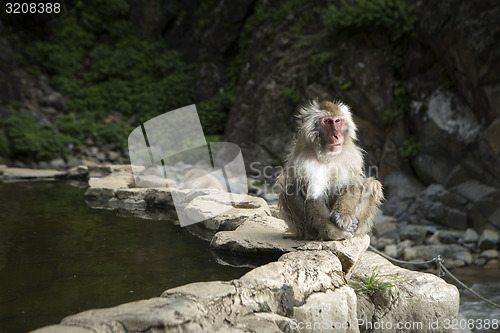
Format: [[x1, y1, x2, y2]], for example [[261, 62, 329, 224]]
[[319, 116, 344, 153]]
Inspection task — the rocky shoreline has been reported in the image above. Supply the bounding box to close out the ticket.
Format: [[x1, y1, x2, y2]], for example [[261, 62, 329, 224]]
[[2, 164, 470, 332]]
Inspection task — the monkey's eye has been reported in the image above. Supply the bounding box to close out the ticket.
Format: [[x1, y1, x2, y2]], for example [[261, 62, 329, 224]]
[[335, 119, 340, 123]]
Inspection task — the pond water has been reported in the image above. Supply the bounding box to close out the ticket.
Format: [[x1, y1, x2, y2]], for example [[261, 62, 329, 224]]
[[0, 181, 251, 333]]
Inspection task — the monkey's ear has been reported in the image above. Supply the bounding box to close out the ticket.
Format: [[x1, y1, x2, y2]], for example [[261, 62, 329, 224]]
[[337, 102, 358, 141]]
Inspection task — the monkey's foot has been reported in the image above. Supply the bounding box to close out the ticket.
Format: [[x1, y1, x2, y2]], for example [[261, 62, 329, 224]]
[[331, 212, 358, 233]]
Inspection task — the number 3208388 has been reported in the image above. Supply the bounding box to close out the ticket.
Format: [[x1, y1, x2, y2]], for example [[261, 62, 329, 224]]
[[5, 2, 61, 14]]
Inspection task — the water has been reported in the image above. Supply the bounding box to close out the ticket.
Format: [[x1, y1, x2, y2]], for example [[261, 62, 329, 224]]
[[0, 181, 251, 333], [452, 268, 500, 333]]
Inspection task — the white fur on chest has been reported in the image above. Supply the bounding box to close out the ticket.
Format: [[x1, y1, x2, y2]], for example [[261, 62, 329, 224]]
[[300, 156, 356, 199]]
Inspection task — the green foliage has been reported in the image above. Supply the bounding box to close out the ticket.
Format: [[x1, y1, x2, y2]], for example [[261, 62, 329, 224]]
[[351, 266, 401, 297], [283, 86, 301, 105], [383, 80, 409, 126], [398, 135, 421, 161], [197, 93, 234, 135], [20, 0, 194, 156], [0, 131, 10, 155], [340, 81, 353, 91], [3, 113, 72, 160], [322, 0, 417, 41]]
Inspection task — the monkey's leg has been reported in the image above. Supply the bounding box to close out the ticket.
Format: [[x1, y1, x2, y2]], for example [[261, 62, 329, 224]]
[[351, 177, 384, 235], [277, 174, 308, 238], [304, 199, 355, 240], [330, 185, 363, 234]]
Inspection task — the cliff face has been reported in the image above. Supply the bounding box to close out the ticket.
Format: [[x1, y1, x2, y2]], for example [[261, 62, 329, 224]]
[[1, 0, 499, 231], [127, 0, 500, 231]]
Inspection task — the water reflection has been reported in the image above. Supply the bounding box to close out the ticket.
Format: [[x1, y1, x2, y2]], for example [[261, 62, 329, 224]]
[[0, 181, 251, 333]]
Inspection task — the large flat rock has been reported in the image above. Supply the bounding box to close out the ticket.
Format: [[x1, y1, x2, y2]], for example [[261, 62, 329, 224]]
[[0, 167, 66, 181]]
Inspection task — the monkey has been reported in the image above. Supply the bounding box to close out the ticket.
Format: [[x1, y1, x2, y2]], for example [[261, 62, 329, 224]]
[[276, 100, 384, 241]]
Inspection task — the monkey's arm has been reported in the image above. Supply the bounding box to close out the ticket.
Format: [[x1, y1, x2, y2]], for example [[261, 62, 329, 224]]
[[330, 185, 363, 234], [351, 177, 384, 234]]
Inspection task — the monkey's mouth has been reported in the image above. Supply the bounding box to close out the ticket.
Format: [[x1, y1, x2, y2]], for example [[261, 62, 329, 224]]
[[328, 143, 343, 153]]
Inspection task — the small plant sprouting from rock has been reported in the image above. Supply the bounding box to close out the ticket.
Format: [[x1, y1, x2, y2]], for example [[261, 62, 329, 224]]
[[351, 266, 401, 297], [398, 135, 422, 162]]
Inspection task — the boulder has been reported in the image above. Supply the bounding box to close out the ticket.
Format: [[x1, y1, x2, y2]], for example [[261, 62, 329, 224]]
[[33, 245, 459, 333], [479, 249, 499, 260], [404, 244, 472, 267], [398, 224, 428, 244], [210, 216, 306, 255], [427, 230, 464, 245], [478, 229, 499, 250], [463, 228, 479, 243], [353, 251, 459, 333]]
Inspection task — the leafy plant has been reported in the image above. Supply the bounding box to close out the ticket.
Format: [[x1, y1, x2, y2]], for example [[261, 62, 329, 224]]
[[398, 135, 421, 162], [351, 266, 402, 297], [4, 113, 73, 160]]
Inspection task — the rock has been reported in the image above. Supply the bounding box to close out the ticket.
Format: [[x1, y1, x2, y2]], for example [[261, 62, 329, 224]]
[[484, 259, 500, 269], [484, 117, 500, 154], [488, 207, 500, 229], [404, 244, 472, 266], [66, 165, 89, 180], [463, 228, 479, 243], [479, 249, 499, 260], [478, 229, 499, 250], [452, 180, 499, 202], [384, 244, 398, 258], [66, 155, 81, 168], [377, 237, 395, 250], [398, 224, 428, 244], [427, 230, 464, 245], [49, 157, 66, 169], [182, 192, 271, 231], [299, 234, 371, 279], [412, 153, 455, 186], [0, 167, 66, 181], [444, 208, 467, 230], [353, 251, 459, 332], [40, 91, 64, 109], [381, 172, 424, 217], [107, 151, 121, 162], [84, 165, 135, 202], [372, 215, 399, 241], [210, 216, 306, 255], [33, 235, 459, 333]]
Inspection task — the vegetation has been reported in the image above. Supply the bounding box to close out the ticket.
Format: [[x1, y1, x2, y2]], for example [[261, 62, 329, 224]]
[[2, 0, 212, 161], [398, 135, 421, 161], [351, 266, 402, 297], [322, 0, 417, 41], [3, 112, 73, 160]]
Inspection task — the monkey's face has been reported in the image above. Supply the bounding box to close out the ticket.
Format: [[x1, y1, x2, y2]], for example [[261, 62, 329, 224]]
[[319, 116, 344, 153]]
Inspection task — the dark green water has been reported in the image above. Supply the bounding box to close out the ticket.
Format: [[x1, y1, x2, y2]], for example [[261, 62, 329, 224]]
[[0, 181, 250, 333]]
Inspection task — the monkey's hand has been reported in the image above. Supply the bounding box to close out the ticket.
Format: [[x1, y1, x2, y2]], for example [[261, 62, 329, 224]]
[[330, 212, 358, 234]]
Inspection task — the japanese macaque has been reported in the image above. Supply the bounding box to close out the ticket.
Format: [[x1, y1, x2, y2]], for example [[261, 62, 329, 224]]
[[277, 101, 384, 240]]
